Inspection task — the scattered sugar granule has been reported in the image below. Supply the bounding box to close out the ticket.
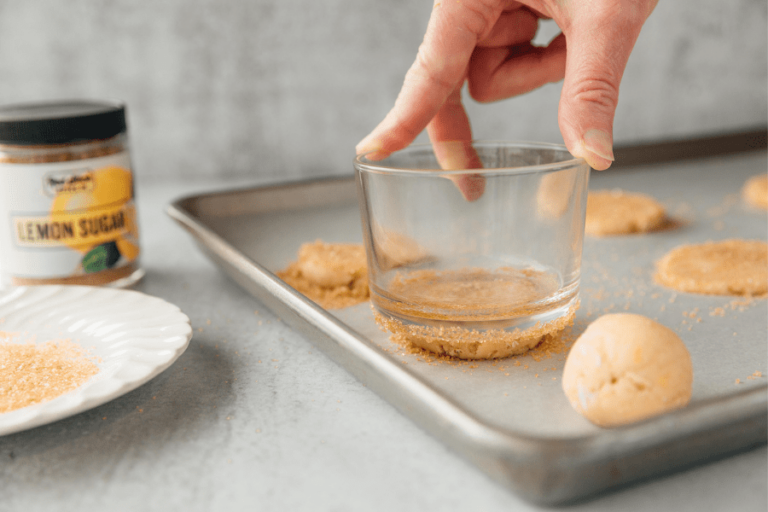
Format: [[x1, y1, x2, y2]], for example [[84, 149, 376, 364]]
[[0, 338, 100, 414]]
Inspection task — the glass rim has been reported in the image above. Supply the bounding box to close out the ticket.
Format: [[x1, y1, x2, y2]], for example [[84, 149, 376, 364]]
[[354, 140, 586, 177]]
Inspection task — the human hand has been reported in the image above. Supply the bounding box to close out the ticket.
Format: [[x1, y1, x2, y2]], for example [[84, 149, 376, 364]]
[[356, 0, 658, 197]]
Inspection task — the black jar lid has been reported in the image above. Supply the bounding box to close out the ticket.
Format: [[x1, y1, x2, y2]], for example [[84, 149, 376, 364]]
[[0, 100, 127, 145]]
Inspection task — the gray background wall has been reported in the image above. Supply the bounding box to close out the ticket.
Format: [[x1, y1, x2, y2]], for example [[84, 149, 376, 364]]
[[0, 0, 765, 182]]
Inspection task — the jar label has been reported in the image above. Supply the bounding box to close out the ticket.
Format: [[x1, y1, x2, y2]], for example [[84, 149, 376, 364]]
[[0, 152, 140, 282]]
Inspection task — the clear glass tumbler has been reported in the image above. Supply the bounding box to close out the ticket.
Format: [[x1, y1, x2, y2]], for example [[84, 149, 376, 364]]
[[354, 141, 590, 359]]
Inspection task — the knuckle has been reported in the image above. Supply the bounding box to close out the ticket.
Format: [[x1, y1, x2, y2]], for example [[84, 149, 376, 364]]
[[571, 76, 619, 112], [590, 0, 649, 29], [461, 0, 506, 37]]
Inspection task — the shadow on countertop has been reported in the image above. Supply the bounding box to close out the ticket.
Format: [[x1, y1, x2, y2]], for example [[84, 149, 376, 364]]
[[0, 338, 236, 476]]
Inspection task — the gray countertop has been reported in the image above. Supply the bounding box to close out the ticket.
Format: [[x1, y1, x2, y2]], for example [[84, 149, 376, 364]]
[[2, 152, 766, 511]]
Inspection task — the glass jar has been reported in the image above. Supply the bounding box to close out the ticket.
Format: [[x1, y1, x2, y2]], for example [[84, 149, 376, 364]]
[[0, 100, 144, 288]]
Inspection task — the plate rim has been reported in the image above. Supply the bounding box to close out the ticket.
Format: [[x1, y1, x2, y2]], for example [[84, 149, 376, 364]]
[[0, 284, 192, 436]]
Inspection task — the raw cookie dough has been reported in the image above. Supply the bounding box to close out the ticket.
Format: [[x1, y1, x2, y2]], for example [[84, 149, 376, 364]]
[[656, 239, 768, 296], [585, 190, 666, 236], [742, 174, 768, 210], [277, 240, 369, 309], [562, 313, 693, 427]]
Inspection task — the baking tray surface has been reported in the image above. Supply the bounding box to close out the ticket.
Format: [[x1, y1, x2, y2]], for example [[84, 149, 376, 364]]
[[168, 153, 767, 505]]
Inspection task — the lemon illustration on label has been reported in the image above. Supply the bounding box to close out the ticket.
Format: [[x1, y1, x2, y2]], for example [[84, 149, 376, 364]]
[[49, 166, 140, 272]]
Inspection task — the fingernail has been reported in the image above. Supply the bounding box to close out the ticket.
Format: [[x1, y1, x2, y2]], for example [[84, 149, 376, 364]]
[[355, 140, 388, 161], [355, 142, 372, 155], [364, 150, 389, 161], [581, 129, 614, 162]]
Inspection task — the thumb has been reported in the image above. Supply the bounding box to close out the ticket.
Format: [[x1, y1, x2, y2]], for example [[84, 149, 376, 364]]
[[557, 3, 652, 170]]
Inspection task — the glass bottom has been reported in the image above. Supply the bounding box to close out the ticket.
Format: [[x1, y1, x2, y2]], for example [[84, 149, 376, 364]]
[[371, 264, 579, 332], [371, 293, 580, 360], [372, 289, 579, 329]]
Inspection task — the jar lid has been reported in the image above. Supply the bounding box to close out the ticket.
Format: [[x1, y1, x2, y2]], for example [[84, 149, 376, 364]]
[[0, 100, 127, 145]]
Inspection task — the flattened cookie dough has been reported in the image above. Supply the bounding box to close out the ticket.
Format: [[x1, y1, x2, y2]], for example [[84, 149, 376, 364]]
[[656, 239, 768, 296], [277, 240, 369, 309], [562, 313, 693, 427], [374, 302, 577, 360], [743, 174, 768, 210], [585, 190, 666, 236]]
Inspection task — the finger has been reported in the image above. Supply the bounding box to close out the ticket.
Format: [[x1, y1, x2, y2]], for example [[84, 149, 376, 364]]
[[356, 0, 503, 159], [476, 8, 539, 48], [468, 33, 566, 102], [557, 4, 652, 170], [427, 83, 486, 201]]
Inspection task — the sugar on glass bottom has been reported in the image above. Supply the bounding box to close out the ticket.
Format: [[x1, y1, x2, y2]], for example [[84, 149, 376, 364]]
[[371, 266, 579, 360]]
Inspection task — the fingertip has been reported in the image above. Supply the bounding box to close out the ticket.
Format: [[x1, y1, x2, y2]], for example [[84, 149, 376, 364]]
[[580, 129, 614, 170], [355, 134, 378, 155], [451, 173, 486, 201], [564, 125, 615, 170], [582, 129, 614, 162], [569, 141, 613, 171], [584, 153, 613, 171], [463, 175, 486, 202], [355, 137, 389, 161]]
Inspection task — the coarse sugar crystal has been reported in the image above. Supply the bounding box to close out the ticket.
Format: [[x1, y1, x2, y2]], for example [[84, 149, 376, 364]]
[[0, 334, 100, 413]]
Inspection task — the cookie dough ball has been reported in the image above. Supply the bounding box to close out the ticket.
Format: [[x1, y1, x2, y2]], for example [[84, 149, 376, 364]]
[[743, 174, 768, 210], [277, 240, 370, 310], [562, 314, 693, 427], [585, 190, 666, 236], [297, 240, 367, 287], [656, 239, 768, 296]]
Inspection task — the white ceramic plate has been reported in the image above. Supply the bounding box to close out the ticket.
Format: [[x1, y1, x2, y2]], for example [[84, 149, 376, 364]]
[[0, 285, 192, 436]]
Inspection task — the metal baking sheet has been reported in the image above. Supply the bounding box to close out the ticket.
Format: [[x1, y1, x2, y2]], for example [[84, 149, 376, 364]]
[[168, 152, 767, 505]]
